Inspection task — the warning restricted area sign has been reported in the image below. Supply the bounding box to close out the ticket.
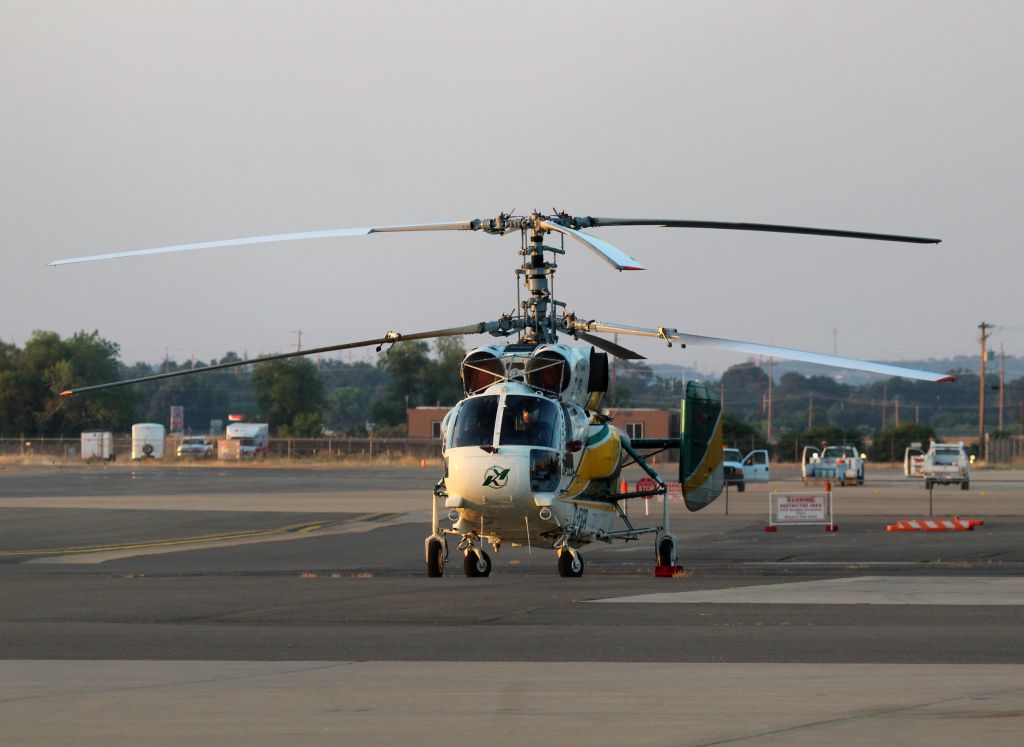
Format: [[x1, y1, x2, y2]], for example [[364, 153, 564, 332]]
[[770, 491, 834, 527]]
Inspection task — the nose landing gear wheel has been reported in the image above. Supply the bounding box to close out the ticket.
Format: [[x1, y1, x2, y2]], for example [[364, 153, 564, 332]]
[[557, 549, 584, 577], [426, 539, 445, 577], [463, 549, 491, 577]]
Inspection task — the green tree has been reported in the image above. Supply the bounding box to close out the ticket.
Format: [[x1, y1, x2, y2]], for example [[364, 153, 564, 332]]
[[421, 337, 466, 407], [720, 363, 769, 421], [722, 412, 765, 452], [325, 386, 370, 435], [871, 423, 938, 462], [0, 330, 135, 436], [250, 357, 323, 436], [370, 341, 431, 429]]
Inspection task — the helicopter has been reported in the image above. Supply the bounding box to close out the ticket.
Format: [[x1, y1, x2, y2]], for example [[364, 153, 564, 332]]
[[51, 210, 951, 577]]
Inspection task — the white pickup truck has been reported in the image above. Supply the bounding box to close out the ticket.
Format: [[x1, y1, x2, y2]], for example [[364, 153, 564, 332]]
[[802, 444, 865, 486], [922, 442, 971, 490], [722, 448, 770, 492]]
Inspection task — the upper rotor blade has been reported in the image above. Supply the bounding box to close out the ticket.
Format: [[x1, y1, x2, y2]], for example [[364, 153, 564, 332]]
[[59, 320, 515, 396], [582, 218, 941, 244], [48, 221, 479, 266], [574, 331, 646, 360], [538, 220, 645, 271]]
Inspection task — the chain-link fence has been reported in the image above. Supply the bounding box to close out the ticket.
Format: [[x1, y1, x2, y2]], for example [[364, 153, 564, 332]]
[[0, 435, 442, 462]]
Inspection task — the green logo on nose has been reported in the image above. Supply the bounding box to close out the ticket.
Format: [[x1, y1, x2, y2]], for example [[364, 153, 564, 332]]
[[482, 466, 511, 488]]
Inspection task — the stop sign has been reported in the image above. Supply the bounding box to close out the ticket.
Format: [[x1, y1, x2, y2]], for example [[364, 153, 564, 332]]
[[635, 477, 659, 496]]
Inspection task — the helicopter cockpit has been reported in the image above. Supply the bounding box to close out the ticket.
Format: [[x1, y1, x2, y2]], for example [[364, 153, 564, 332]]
[[448, 392, 560, 450]]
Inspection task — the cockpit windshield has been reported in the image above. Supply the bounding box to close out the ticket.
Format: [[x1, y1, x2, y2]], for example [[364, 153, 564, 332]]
[[499, 395, 559, 448], [450, 396, 499, 448]]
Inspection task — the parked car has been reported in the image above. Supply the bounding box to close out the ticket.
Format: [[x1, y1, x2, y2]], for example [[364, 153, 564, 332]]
[[176, 436, 215, 458]]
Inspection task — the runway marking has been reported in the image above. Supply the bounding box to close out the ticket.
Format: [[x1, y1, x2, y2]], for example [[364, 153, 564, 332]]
[[0, 513, 402, 559], [591, 576, 1024, 606]]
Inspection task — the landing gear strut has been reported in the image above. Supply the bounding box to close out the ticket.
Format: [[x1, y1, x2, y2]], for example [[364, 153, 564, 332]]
[[657, 534, 676, 567]]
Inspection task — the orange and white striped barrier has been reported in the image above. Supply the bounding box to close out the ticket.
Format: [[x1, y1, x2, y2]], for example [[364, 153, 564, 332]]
[[886, 517, 984, 532]]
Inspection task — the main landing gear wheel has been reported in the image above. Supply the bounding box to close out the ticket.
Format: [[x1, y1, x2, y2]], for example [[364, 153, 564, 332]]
[[426, 539, 445, 577], [557, 549, 584, 577], [463, 548, 491, 577]]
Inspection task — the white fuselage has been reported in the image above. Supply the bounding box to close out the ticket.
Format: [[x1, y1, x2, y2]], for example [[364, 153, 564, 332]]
[[441, 381, 619, 549]]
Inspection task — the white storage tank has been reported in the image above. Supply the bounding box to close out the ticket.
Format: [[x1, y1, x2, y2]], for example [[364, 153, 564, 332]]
[[131, 423, 166, 459], [81, 430, 114, 461]]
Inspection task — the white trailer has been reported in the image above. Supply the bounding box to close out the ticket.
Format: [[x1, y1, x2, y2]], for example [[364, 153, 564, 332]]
[[224, 422, 269, 458], [131, 423, 166, 459], [81, 430, 114, 461]]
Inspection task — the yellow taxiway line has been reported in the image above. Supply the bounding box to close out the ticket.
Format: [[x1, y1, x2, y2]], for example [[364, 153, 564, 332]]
[[0, 513, 401, 558]]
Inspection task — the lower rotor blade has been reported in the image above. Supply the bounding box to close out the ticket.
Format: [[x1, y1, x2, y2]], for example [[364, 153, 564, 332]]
[[538, 220, 644, 271], [569, 319, 953, 383], [675, 332, 955, 383], [59, 320, 514, 396], [583, 218, 941, 244], [49, 221, 480, 266], [574, 331, 646, 360]]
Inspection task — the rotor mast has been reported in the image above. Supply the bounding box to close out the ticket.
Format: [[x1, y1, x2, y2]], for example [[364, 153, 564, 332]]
[[518, 213, 563, 345]]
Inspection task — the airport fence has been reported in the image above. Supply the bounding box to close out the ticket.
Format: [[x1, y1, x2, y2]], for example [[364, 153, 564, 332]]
[[987, 436, 1024, 465], [0, 436, 443, 462]]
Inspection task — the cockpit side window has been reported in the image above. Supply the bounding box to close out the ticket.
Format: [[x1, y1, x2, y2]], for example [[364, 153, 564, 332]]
[[499, 395, 559, 448], [450, 396, 499, 448]]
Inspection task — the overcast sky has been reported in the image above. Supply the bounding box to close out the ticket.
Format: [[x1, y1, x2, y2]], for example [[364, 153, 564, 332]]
[[3, 1, 1021, 375]]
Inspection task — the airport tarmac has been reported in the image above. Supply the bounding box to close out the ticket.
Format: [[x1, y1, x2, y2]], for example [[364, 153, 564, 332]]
[[1, 464, 1022, 745]]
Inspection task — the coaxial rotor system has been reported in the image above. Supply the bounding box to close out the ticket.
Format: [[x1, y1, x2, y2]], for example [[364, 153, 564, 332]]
[[50, 209, 951, 396]]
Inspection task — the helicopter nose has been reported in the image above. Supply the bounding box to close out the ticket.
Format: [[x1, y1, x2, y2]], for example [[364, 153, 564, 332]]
[[447, 451, 528, 503]]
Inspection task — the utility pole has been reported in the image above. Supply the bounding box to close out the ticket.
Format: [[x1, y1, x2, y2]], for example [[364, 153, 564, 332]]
[[882, 382, 888, 430], [998, 344, 1005, 431], [767, 357, 774, 442], [609, 333, 618, 406], [292, 330, 303, 353], [894, 398, 900, 428], [807, 391, 813, 430], [978, 322, 994, 453]]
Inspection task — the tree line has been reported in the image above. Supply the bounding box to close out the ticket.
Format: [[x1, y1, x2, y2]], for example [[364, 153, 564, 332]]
[[2, 331, 1021, 450]]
